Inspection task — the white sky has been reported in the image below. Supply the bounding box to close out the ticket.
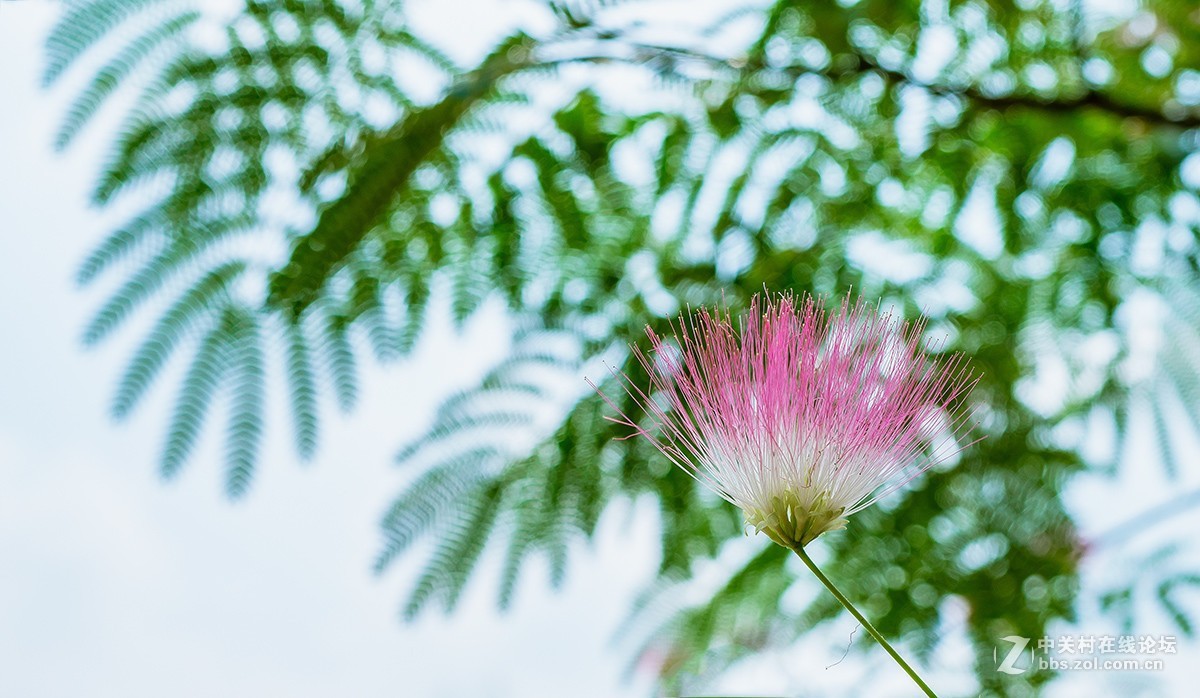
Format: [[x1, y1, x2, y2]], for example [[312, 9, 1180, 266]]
[[1, 1, 1198, 697]]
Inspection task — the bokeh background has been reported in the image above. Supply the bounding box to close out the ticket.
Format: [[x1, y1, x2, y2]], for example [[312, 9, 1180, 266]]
[[2, 0, 1200, 696]]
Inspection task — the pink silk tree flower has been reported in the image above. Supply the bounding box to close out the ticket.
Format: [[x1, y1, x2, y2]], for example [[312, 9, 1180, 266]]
[[600, 292, 980, 550]]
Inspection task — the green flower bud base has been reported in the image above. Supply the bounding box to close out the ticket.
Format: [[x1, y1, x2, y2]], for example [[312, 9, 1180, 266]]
[[744, 489, 848, 548]]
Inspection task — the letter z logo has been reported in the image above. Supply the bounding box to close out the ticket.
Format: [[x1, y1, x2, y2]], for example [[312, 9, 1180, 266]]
[[995, 635, 1031, 675]]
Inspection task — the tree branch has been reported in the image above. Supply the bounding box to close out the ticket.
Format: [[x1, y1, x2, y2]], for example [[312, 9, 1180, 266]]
[[853, 51, 1200, 130], [542, 37, 1200, 129]]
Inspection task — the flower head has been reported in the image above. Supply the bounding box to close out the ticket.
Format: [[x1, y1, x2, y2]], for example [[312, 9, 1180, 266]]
[[601, 292, 979, 549]]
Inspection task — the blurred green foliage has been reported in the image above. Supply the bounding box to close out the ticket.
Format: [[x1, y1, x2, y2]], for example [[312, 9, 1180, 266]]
[[46, 0, 1200, 694]]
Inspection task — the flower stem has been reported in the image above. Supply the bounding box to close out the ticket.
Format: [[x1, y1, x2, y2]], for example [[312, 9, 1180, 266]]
[[791, 544, 938, 698]]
